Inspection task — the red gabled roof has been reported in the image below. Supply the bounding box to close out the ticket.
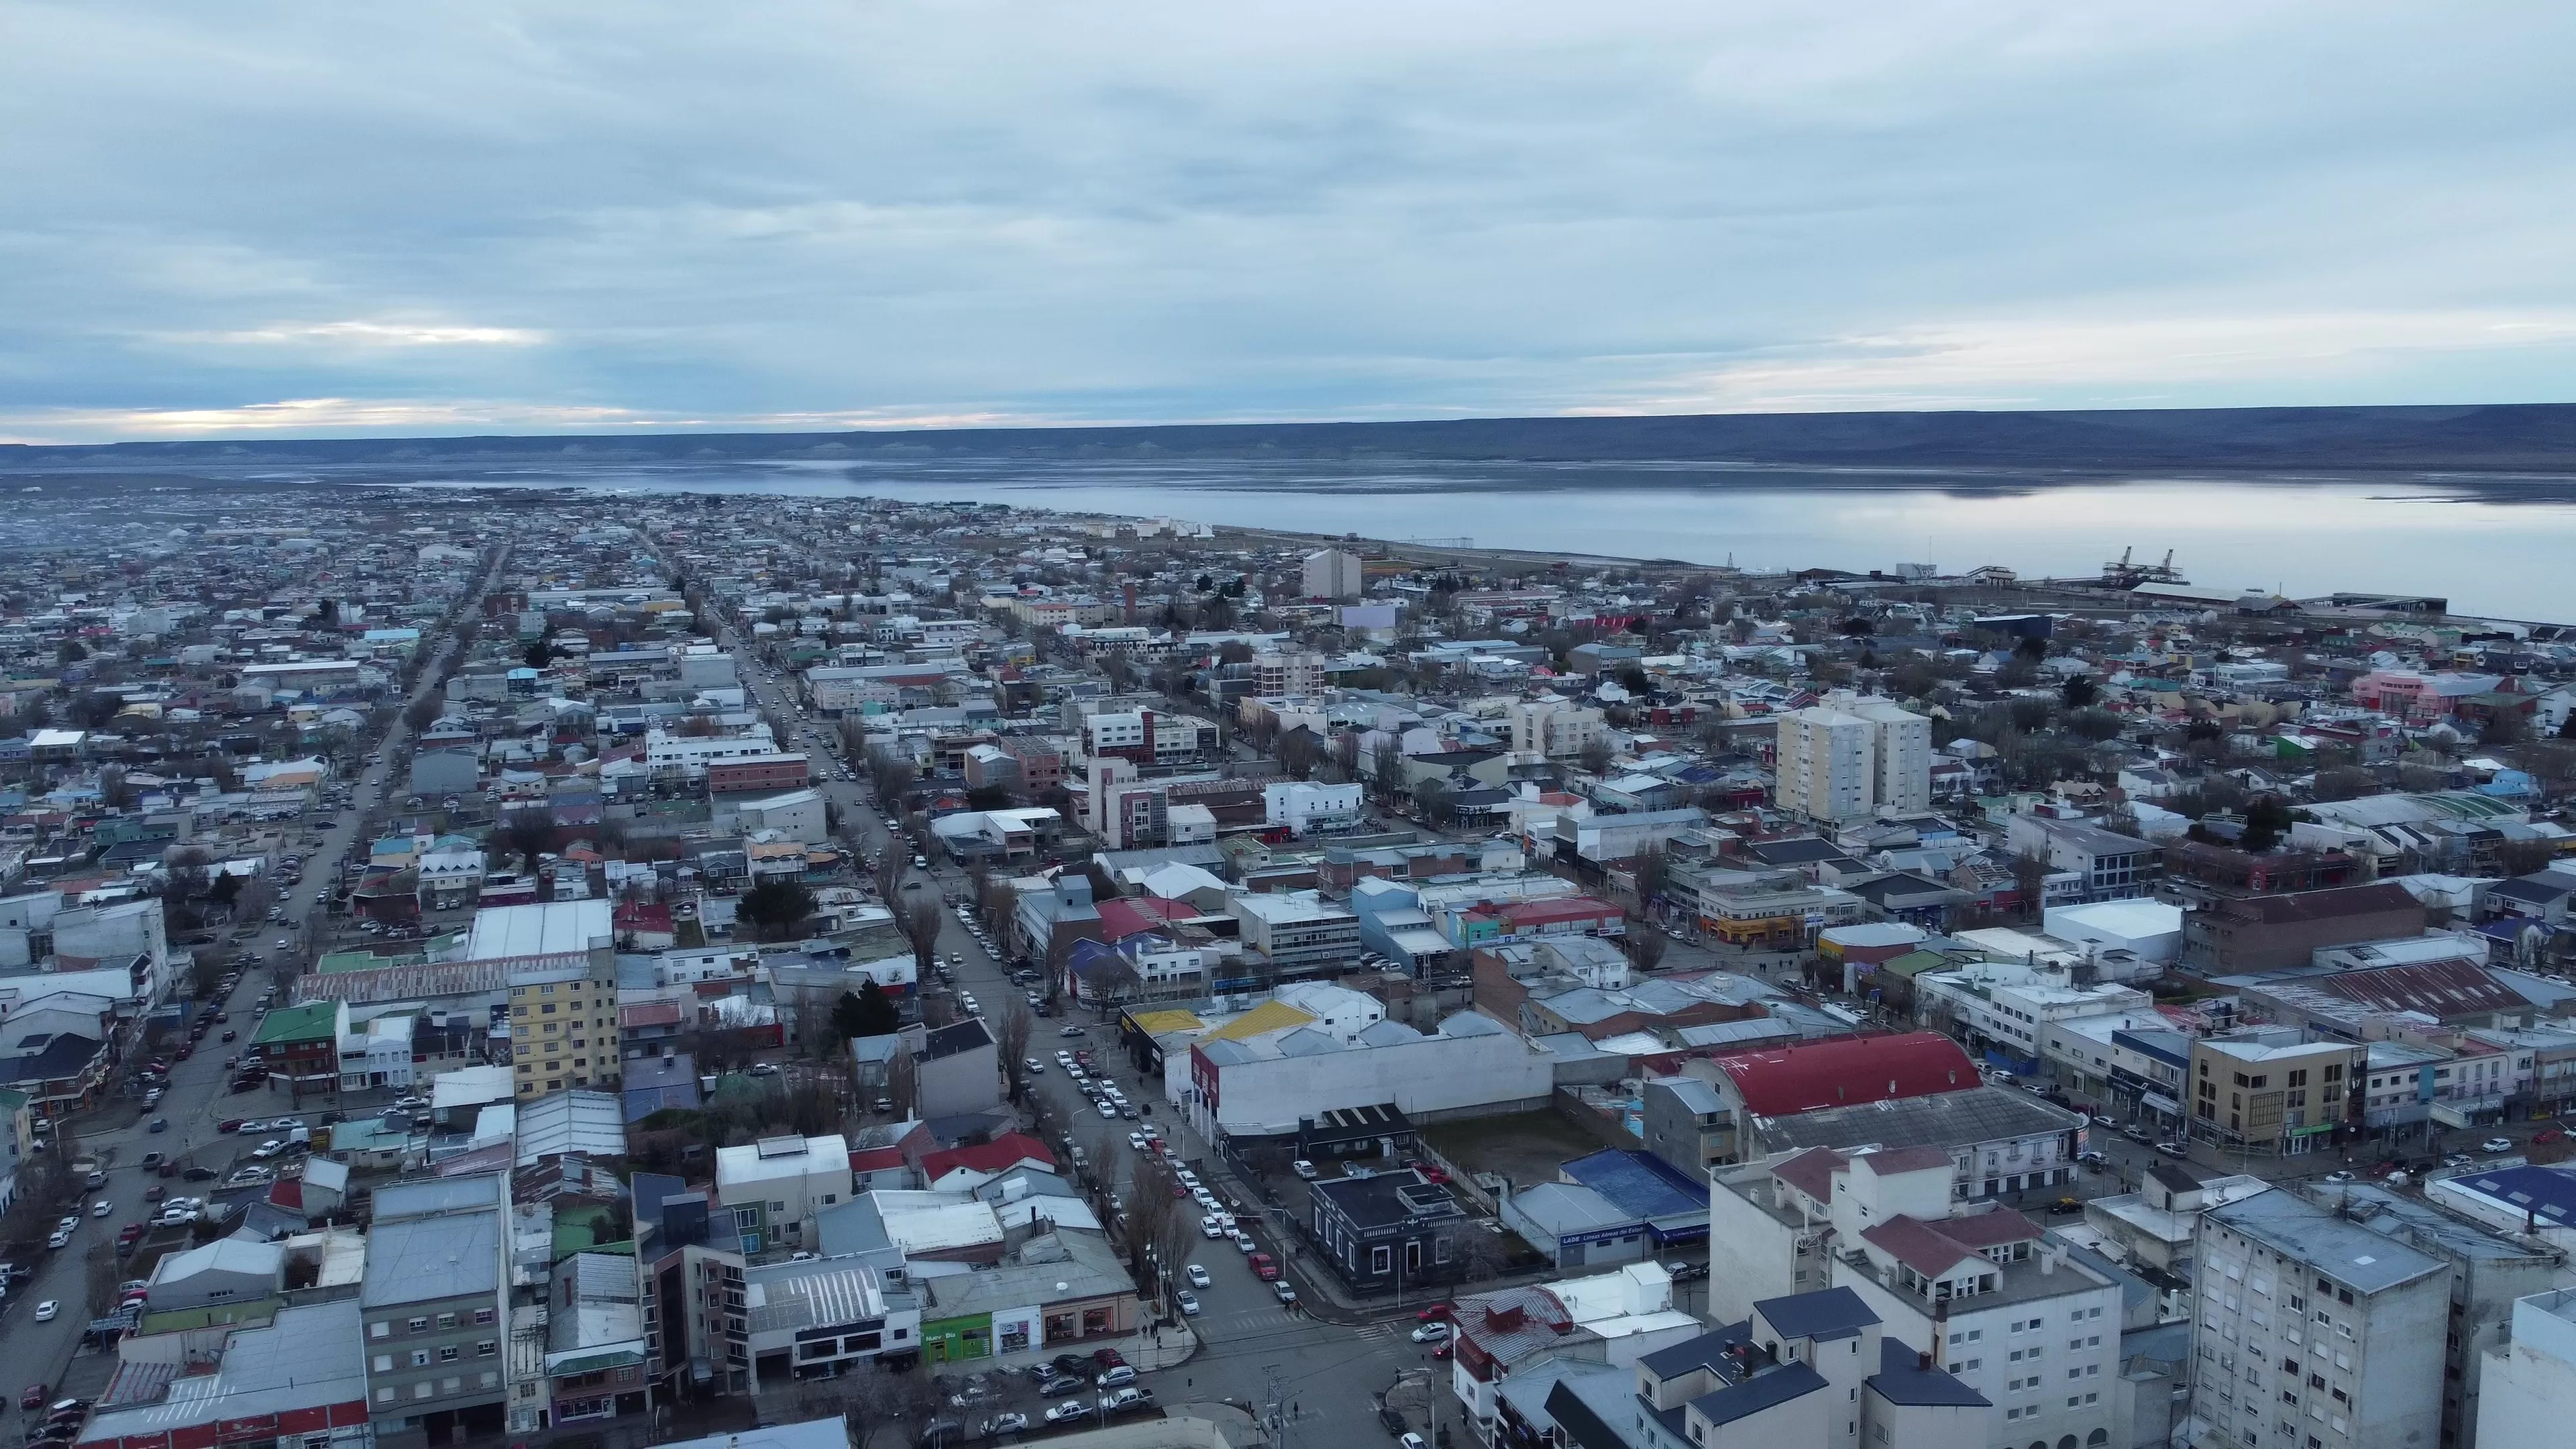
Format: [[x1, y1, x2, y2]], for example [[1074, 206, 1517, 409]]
[[1097, 895, 1192, 942], [614, 901, 674, 934], [1499, 897, 1620, 926], [919, 1131, 1057, 1182], [849, 1145, 910, 1175], [1713, 1032, 1978, 1118]]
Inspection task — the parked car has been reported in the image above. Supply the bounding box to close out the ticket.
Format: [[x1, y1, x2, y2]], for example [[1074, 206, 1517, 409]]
[[2483, 1138, 2516, 1154], [1186, 1263, 1211, 1288], [16, 1388, 46, 1413], [1275, 1281, 1299, 1305], [1291, 1159, 1319, 1179], [1176, 1291, 1201, 1316], [32, 1301, 57, 1322], [1249, 1252, 1279, 1281], [1042, 1403, 1091, 1427], [1095, 1365, 1137, 1389]]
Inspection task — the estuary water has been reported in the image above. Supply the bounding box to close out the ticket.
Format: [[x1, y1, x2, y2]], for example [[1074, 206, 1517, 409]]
[[360, 454, 2576, 623]]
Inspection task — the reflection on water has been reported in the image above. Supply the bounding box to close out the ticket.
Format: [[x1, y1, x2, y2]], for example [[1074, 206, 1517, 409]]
[[260, 454, 2576, 623]]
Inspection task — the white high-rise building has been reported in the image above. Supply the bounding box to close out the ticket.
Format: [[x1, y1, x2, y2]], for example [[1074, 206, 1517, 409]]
[[1303, 548, 1364, 601], [1774, 692, 1929, 823]]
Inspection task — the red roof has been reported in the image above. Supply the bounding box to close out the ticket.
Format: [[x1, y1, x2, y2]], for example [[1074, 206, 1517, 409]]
[[849, 1145, 910, 1175], [1714, 1032, 1978, 1117], [1499, 897, 1621, 927], [614, 901, 674, 934], [920, 1131, 1058, 1183], [1097, 895, 1193, 942]]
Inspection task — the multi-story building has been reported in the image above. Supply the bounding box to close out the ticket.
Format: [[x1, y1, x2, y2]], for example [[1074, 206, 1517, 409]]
[[714, 1134, 853, 1255], [2194, 1188, 2451, 1449], [250, 999, 350, 1104], [2179, 882, 2428, 973], [2004, 816, 2161, 906], [2479, 1288, 2576, 1449], [483, 899, 623, 1099], [1252, 650, 1328, 696], [1441, 1266, 1714, 1446], [1774, 694, 1930, 824], [1509, 697, 1608, 761], [1303, 548, 1364, 602], [1829, 1203, 2121, 1449], [1228, 890, 1361, 974], [2188, 1028, 2365, 1157], [362, 1175, 512, 1441]]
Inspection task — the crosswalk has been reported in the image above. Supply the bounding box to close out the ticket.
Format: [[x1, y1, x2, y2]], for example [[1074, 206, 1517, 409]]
[[1199, 1307, 1397, 1342]]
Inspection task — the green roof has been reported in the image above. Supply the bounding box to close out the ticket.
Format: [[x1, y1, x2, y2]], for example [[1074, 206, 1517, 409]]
[[1874, 950, 1957, 979], [252, 1000, 340, 1045], [315, 947, 425, 975]]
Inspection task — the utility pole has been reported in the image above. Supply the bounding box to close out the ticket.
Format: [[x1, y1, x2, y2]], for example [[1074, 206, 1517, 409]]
[[1262, 1364, 1289, 1449]]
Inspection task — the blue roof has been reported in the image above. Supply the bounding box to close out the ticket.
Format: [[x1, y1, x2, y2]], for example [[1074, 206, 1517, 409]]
[[1562, 1148, 1709, 1222], [1866, 1338, 1988, 1408], [2450, 1165, 2576, 1227], [1689, 1362, 1828, 1427], [1752, 1286, 1878, 1344]]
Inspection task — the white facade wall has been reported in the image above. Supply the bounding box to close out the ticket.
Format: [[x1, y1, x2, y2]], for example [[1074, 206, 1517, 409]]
[[2478, 1291, 2576, 1449], [1835, 1263, 2120, 1449], [1303, 549, 1364, 602], [1263, 780, 1363, 835], [1195, 1030, 1550, 1138], [1777, 708, 1876, 823]]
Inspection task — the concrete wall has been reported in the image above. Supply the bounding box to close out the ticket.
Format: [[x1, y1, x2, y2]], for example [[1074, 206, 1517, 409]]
[[1198, 1030, 1552, 1138]]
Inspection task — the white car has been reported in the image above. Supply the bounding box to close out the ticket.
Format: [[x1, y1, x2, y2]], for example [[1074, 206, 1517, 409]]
[[1411, 1322, 1452, 1343], [46, 1228, 71, 1249], [91, 1199, 113, 1217], [34, 1301, 58, 1322], [1232, 1230, 1257, 1254], [1201, 1214, 1225, 1238], [1291, 1159, 1319, 1179], [252, 1140, 286, 1159], [1128, 1132, 1151, 1151], [2483, 1138, 2516, 1154], [1177, 1291, 1201, 1316], [1187, 1263, 1211, 1288], [1097, 1102, 1118, 1118]]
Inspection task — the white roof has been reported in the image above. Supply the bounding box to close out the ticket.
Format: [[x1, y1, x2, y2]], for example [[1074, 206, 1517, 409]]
[[716, 1134, 851, 1189], [871, 1191, 1006, 1254], [2046, 898, 2184, 938], [467, 898, 613, 961], [432, 1064, 517, 1109]]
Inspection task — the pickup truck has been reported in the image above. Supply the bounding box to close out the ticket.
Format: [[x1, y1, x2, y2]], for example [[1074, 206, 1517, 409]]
[[1104, 1387, 1156, 1414]]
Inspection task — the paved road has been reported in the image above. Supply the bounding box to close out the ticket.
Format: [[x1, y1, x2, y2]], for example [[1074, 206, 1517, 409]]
[[714, 629, 1435, 1448], [0, 549, 508, 1424]]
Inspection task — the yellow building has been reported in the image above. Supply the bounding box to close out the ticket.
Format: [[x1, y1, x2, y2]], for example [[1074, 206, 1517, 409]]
[[508, 966, 622, 1098]]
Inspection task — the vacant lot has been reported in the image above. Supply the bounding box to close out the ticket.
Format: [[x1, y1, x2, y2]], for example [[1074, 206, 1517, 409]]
[[1423, 1110, 1605, 1193]]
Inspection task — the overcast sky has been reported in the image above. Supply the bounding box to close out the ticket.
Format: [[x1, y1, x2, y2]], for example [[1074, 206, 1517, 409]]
[[5, 1, 2575, 443]]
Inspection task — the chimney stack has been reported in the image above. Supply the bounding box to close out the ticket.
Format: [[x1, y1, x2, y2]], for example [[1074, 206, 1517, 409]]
[[1917, 1350, 1933, 1371]]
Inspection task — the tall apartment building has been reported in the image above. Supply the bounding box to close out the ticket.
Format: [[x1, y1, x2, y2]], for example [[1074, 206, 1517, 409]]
[[2194, 1189, 2450, 1449], [1303, 548, 1364, 601], [2188, 1028, 2365, 1157], [1774, 693, 1929, 824], [1510, 697, 1607, 760], [1828, 1199, 2122, 1449], [1252, 650, 1328, 697], [362, 1175, 512, 1441], [478, 900, 624, 1099]]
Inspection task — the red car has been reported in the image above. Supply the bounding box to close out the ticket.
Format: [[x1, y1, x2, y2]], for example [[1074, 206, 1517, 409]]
[[217, 1119, 245, 1133], [18, 1386, 46, 1412], [2538, 1129, 2566, 1144], [1250, 1252, 1279, 1281], [174, 1044, 193, 1061], [1091, 1347, 1127, 1369], [1416, 1303, 1452, 1322]]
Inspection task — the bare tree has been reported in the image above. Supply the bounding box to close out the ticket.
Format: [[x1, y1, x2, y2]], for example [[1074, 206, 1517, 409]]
[[885, 1048, 919, 1118], [1623, 928, 1668, 973], [996, 1000, 1034, 1103], [871, 850, 904, 904], [84, 1242, 121, 1318], [896, 894, 945, 981]]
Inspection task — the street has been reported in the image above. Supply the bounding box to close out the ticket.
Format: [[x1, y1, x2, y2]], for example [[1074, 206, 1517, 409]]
[[0, 553, 505, 1427], [718, 631, 1445, 1449]]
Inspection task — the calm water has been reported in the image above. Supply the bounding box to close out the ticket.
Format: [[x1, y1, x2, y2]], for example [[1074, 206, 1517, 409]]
[[366, 456, 2576, 621]]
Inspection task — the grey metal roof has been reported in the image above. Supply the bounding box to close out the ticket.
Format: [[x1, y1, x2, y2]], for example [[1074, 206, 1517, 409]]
[[744, 1260, 887, 1336], [2204, 1188, 2447, 1297], [1690, 1361, 1828, 1426], [362, 1208, 501, 1307], [373, 1171, 504, 1223], [1754, 1083, 2083, 1155]]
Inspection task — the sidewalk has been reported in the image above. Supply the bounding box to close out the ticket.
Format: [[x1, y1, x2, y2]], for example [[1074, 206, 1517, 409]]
[[975, 1322, 1201, 1381]]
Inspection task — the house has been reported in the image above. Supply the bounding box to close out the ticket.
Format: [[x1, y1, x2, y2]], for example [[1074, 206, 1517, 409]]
[[1305, 1167, 1470, 1295], [361, 1175, 511, 1440]]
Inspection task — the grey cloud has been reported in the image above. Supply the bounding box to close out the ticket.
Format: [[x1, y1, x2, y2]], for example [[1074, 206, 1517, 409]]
[[3, 1, 2575, 439]]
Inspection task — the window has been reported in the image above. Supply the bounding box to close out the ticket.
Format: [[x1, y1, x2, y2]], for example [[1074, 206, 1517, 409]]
[[413, 1383, 433, 1400], [409, 1316, 429, 1333], [376, 1389, 394, 1405], [439, 1346, 460, 1363], [437, 1312, 457, 1331], [475, 1307, 496, 1326], [370, 1322, 390, 1340], [374, 1355, 393, 1373], [411, 1350, 431, 1368], [478, 1340, 498, 1357]]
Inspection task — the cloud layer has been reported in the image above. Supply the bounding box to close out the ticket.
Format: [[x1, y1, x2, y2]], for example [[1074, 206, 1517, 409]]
[[4, 1, 2574, 442]]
